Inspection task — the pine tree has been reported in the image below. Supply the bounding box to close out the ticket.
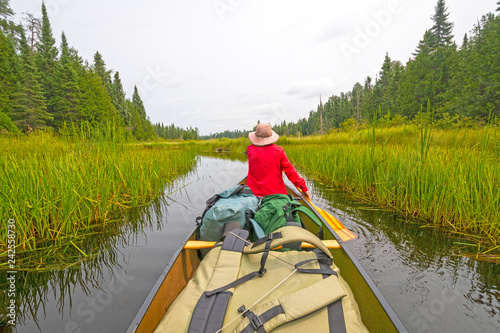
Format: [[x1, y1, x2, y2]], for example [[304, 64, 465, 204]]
[[132, 86, 146, 118], [0, 29, 18, 129], [497, 1, 500, 13], [78, 69, 118, 125], [0, 0, 19, 35], [461, 33, 468, 49], [12, 28, 51, 130], [413, 30, 435, 56], [111, 71, 131, 125], [430, 0, 454, 48], [36, 2, 59, 126], [93, 51, 112, 93], [51, 31, 80, 127]]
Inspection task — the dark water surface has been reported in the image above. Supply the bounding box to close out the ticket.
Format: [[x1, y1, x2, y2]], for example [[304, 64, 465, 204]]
[[4, 156, 499, 332]]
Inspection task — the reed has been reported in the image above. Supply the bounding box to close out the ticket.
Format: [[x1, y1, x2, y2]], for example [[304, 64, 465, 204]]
[[282, 123, 500, 256], [0, 131, 197, 259]]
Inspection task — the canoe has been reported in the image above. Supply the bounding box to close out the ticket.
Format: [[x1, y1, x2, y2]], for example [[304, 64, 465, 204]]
[[126, 181, 408, 333]]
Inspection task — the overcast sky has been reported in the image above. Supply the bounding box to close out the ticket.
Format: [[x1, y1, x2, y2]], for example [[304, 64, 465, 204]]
[[10, 0, 498, 135]]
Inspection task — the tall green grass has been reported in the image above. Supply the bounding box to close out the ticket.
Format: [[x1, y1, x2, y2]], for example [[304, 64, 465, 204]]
[[282, 123, 499, 256], [0, 131, 197, 258]]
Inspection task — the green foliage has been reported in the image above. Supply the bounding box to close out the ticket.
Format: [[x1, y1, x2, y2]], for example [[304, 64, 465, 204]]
[[270, 1, 499, 139], [430, 0, 454, 48], [0, 2, 158, 140], [0, 132, 197, 261], [0, 109, 18, 132], [154, 122, 200, 140], [282, 123, 500, 253]]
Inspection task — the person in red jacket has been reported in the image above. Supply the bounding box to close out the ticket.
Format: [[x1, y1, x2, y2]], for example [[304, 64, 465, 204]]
[[246, 122, 311, 200]]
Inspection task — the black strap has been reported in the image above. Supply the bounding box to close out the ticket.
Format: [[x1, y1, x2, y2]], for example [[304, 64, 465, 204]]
[[205, 238, 271, 297], [294, 258, 338, 276], [205, 271, 259, 297], [188, 291, 232, 333], [188, 230, 248, 332], [239, 305, 285, 333], [251, 232, 282, 248], [314, 250, 346, 333]]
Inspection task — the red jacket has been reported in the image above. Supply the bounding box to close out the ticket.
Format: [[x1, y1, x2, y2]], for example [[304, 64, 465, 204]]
[[246, 144, 308, 197]]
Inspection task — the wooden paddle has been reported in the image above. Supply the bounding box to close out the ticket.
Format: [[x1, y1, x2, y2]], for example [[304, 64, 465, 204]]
[[184, 239, 341, 250], [300, 190, 357, 242]]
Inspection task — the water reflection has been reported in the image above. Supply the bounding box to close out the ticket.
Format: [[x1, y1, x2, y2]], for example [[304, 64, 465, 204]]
[[2, 156, 498, 333], [307, 181, 500, 333], [1, 157, 248, 333]]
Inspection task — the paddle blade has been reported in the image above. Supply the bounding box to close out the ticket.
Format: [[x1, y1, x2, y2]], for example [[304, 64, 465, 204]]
[[303, 196, 358, 242]]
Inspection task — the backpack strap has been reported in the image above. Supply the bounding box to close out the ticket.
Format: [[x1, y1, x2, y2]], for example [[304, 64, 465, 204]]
[[235, 273, 347, 333], [245, 226, 332, 259], [188, 229, 249, 333]]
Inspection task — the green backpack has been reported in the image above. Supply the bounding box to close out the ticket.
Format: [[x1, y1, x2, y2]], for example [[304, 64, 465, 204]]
[[252, 194, 324, 240]]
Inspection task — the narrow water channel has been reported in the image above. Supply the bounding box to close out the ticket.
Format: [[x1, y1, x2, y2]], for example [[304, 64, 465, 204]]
[[2, 156, 499, 333]]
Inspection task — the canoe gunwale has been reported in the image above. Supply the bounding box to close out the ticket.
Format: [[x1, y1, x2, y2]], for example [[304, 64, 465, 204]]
[[126, 224, 198, 333]]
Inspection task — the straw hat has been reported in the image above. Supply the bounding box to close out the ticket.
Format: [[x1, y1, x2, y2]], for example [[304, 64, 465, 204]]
[[248, 123, 279, 146]]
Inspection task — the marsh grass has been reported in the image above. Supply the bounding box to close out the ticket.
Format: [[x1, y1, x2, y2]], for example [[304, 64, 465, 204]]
[[0, 131, 197, 264], [282, 122, 499, 258]]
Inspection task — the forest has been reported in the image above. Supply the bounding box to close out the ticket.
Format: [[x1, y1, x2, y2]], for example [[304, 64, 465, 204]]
[[0, 1, 200, 140], [1, 1, 500, 139], [273, 1, 500, 136]]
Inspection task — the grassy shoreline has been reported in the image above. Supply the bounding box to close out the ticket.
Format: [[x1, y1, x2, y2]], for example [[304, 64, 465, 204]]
[[282, 124, 499, 258], [191, 123, 499, 258], [0, 132, 197, 268]]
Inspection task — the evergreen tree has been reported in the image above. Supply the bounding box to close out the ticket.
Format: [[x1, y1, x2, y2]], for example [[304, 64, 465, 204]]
[[11, 28, 51, 130], [446, 13, 500, 118], [413, 30, 435, 56], [132, 86, 146, 118], [93, 51, 112, 93], [52, 31, 80, 127], [36, 2, 59, 126], [0, 29, 18, 127], [461, 33, 468, 49], [78, 69, 119, 125], [111, 71, 131, 125], [372, 53, 394, 114], [430, 0, 454, 48], [0, 0, 19, 35], [497, 1, 500, 13]]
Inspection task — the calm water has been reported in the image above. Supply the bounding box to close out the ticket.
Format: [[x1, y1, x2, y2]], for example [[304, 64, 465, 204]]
[[2, 156, 499, 332]]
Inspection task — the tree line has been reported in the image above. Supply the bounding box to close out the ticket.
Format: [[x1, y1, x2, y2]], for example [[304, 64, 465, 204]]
[[272, 0, 500, 137], [0, 1, 160, 139]]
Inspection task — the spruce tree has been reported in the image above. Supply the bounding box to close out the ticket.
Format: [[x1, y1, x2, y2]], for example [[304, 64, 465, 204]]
[[430, 0, 454, 48], [93, 51, 112, 93], [52, 31, 80, 127], [413, 30, 435, 56], [111, 71, 131, 125], [0, 29, 17, 126], [12, 28, 51, 130], [132, 86, 146, 118], [36, 2, 59, 126], [0, 0, 20, 35]]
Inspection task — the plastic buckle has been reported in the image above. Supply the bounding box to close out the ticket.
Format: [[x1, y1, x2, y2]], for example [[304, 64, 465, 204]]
[[250, 315, 264, 330]]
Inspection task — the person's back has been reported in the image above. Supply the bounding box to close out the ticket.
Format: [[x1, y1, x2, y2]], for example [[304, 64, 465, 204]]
[[246, 123, 310, 199]]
